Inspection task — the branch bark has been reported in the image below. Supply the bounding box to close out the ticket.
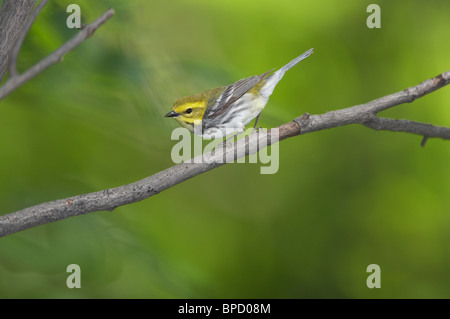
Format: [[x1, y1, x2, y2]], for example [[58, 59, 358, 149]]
[[0, 71, 449, 238], [0, 0, 37, 81], [7, 0, 48, 77]]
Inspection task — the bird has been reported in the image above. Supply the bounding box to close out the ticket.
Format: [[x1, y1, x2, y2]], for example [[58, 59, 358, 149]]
[[165, 48, 313, 139]]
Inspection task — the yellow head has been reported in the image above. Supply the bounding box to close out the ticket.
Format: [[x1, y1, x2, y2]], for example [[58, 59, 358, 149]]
[[166, 86, 225, 132], [165, 94, 207, 131]]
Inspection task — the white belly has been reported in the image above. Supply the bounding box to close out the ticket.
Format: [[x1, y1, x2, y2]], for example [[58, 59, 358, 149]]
[[231, 93, 268, 126], [201, 94, 268, 139]]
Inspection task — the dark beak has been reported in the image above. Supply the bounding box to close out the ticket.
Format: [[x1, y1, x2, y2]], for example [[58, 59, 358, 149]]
[[165, 110, 180, 118]]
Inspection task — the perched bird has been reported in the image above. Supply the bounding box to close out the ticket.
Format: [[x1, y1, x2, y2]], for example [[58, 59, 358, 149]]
[[165, 48, 313, 139]]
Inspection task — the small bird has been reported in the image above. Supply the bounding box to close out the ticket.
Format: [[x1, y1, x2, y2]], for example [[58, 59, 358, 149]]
[[165, 48, 313, 139]]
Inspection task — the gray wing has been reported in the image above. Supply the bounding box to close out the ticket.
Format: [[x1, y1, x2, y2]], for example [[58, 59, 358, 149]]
[[203, 69, 273, 120]]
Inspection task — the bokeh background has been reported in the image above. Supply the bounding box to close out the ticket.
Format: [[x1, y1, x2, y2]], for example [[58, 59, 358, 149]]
[[0, 0, 449, 298]]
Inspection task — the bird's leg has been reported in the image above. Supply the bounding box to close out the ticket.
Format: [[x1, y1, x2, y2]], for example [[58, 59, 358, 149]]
[[249, 113, 263, 138], [253, 113, 261, 130]]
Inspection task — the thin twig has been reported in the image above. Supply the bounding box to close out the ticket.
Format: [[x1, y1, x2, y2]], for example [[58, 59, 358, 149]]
[[0, 71, 449, 238], [8, 0, 49, 77], [0, 8, 115, 102], [362, 117, 450, 139]]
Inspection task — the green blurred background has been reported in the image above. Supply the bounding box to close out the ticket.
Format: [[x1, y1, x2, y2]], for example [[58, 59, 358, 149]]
[[0, 0, 449, 298]]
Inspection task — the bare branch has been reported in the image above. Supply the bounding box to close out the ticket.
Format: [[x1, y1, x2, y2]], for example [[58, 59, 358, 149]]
[[0, 7, 115, 101], [0, 71, 449, 238], [7, 0, 49, 77]]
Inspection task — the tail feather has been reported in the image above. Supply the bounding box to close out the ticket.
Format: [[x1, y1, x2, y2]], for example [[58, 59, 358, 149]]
[[282, 48, 314, 72], [260, 48, 314, 98]]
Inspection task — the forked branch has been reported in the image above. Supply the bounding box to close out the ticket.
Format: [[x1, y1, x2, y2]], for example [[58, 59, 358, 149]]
[[0, 70, 449, 238], [0, 2, 114, 101]]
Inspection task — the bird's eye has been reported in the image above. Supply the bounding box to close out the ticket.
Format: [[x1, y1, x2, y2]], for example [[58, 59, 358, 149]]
[[185, 108, 193, 114]]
